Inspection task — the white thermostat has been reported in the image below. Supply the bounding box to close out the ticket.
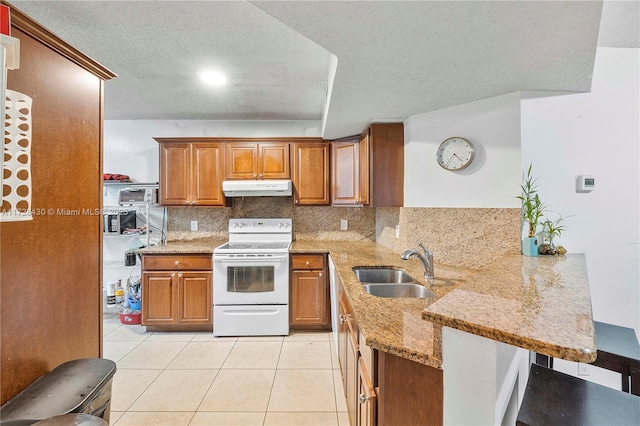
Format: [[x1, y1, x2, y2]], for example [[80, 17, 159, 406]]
[[576, 175, 595, 193]]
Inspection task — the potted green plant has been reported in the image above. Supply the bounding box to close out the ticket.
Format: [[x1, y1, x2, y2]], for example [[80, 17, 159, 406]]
[[517, 164, 546, 256], [539, 214, 568, 255]]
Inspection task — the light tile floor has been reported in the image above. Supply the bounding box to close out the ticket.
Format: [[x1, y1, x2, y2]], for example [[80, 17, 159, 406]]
[[103, 313, 349, 426]]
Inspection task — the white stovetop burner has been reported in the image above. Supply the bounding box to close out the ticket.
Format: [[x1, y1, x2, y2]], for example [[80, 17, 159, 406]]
[[214, 218, 292, 254]]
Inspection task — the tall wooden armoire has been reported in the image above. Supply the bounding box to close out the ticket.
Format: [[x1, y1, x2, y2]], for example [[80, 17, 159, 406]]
[[1, 2, 116, 404]]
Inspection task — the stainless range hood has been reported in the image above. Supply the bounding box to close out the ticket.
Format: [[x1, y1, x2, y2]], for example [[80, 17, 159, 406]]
[[222, 180, 292, 197]]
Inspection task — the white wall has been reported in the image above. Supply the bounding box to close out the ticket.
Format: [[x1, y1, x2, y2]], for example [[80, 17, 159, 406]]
[[521, 47, 640, 337], [104, 119, 321, 183], [404, 92, 521, 208]]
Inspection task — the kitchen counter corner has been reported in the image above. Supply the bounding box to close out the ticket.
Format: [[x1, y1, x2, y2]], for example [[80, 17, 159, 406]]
[[422, 253, 597, 362]]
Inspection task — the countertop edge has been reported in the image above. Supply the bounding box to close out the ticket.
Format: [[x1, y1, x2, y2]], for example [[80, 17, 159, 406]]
[[421, 311, 597, 363]]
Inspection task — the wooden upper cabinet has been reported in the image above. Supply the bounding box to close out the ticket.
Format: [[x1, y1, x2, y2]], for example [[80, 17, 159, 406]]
[[330, 123, 404, 207], [367, 123, 404, 207], [292, 142, 330, 206], [192, 143, 225, 206], [226, 142, 290, 179], [331, 137, 363, 205], [358, 132, 371, 206], [157, 139, 225, 206], [160, 143, 191, 205]]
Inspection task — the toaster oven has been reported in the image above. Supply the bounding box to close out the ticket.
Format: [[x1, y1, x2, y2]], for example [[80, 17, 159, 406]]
[[118, 187, 158, 206]]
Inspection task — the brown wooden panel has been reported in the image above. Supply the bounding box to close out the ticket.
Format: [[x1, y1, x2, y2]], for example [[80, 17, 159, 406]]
[[226, 143, 257, 179], [192, 143, 225, 206], [259, 143, 289, 179], [142, 272, 177, 325], [291, 254, 325, 270], [178, 272, 212, 324], [1, 26, 104, 403], [331, 139, 359, 205], [358, 357, 377, 426], [290, 271, 325, 326], [358, 132, 370, 205], [142, 254, 212, 271], [369, 123, 404, 208], [159, 143, 190, 205], [377, 351, 443, 426], [291, 143, 330, 205]]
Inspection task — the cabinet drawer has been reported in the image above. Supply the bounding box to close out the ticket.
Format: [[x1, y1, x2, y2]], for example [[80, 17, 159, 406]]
[[142, 255, 212, 271], [291, 254, 325, 270]]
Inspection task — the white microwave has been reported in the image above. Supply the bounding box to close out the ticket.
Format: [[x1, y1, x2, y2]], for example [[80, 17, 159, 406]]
[[118, 187, 158, 206]]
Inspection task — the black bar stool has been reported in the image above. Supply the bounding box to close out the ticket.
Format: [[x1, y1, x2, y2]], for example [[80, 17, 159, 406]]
[[592, 321, 640, 395], [535, 321, 640, 395], [517, 363, 640, 426]]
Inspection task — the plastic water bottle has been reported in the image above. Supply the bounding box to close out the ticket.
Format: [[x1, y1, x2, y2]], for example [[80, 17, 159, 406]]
[[106, 282, 116, 307]]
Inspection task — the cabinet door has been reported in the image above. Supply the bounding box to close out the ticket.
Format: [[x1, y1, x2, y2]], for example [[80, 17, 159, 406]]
[[292, 143, 329, 205], [178, 271, 212, 324], [259, 143, 290, 179], [226, 143, 258, 179], [159, 143, 191, 205], [358, 132, 370, 206], [368, 123, 404, 207], [338, 294, 349, 393], [331, 139, 361, 205], [346, 319, 359, 426], [357, 357, 377, 426], [290, 270, 326, 327], [142, 271, 178, 325], [192, 143, 225, 206]]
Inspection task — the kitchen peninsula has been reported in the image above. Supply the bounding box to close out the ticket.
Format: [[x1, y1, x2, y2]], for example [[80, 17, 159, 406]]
[[139, 239, 595, 425]]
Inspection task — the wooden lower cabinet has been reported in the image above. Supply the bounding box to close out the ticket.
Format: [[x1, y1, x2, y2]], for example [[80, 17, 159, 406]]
[[141, 254, 212, 330], [337, 284, 442, 425], [358, 357, 377, 426], [290, 254, 330, 329]]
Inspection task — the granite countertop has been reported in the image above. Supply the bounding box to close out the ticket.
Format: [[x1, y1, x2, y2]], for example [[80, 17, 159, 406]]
[[422, 253, 596, 363], [137, 238, 596, 367], [291, 240, 475, 368], [137, 238, 226, 254]]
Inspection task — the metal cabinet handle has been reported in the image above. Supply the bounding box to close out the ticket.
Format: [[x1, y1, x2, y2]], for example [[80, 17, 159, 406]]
[[178, 273, 183, 278], [171, 273, 176, 278], [294, 199, 299, 204], [319, 272, 322, 277], [175, 260, 180, 266], [305, 261, 310, 266], [339, 314, 346, 324], [359, 393, 369, 404]]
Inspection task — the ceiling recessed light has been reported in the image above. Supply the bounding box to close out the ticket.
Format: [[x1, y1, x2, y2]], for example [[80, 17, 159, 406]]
[[199, 70, 226, 86]]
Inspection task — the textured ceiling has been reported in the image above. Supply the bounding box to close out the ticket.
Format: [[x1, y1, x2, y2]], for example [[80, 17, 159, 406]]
[[8, 1, 637, 139]]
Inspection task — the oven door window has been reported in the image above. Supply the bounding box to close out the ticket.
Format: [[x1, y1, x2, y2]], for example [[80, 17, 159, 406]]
[[227, 265, 275, 293]]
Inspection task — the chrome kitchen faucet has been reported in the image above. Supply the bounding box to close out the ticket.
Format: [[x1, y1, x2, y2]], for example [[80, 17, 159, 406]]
[[401, 243, 434, 280]]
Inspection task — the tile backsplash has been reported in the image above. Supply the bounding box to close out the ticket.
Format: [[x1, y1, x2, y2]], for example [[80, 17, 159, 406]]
[[167, 198, 519, 269], [167, 197, 376, 241], [376, 207, 521, 269]]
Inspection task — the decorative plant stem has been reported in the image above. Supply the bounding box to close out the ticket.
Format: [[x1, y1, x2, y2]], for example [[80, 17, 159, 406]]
[[517, 163, 546, 238]]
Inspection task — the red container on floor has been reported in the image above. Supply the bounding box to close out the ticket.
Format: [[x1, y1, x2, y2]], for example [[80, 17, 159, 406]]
[[119, 311, 141, 325]]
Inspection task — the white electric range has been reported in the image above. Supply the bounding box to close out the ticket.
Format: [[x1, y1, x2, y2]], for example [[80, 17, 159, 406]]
[[212, 218, 292, 336]]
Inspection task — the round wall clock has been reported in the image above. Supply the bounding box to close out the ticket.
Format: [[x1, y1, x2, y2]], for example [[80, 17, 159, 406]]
[[436, 137, 475, 171]]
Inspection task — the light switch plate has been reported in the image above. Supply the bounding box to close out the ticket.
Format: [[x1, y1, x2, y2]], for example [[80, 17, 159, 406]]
[[340, 219, 348, 231], [395, 224, 400, 239], [190, 220, 198, 231]]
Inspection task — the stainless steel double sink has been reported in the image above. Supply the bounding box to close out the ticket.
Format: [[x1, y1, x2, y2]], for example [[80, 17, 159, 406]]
[[353, 267, 435, 299]]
